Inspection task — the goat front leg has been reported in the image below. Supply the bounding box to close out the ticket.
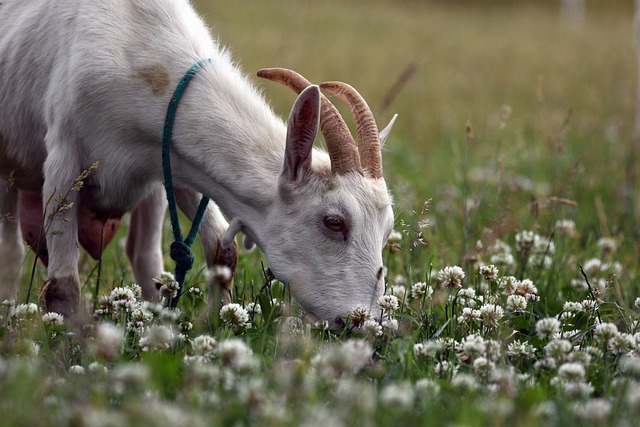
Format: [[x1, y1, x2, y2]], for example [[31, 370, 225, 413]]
[[0, 179, 25, 303], [125, 184, 166, 300], [175, 189, 237, 307], [38, 148, 82, 318]]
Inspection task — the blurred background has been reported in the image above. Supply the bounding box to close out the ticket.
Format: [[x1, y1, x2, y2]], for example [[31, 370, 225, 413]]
[[191, 0, 637, 257]]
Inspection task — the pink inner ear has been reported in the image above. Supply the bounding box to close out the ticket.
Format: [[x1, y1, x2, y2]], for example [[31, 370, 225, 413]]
[[18, 191, 121, 264]]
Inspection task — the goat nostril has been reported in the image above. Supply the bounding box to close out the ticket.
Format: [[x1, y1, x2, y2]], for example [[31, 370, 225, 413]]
[[376, 267, 384, 280]]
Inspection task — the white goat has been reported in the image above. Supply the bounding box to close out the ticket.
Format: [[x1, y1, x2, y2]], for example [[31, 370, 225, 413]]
[[0, 0, 395, 324]]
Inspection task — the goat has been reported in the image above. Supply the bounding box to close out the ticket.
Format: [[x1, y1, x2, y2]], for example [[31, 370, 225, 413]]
[[0, 0, 396, 325]]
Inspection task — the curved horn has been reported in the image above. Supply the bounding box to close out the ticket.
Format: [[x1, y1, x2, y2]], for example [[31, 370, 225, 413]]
[[257, 68, 363, 176], [320, 82, 383, 179]]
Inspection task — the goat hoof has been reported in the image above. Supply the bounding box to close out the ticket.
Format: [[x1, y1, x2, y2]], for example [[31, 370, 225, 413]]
[[39, 276, 81, 319]]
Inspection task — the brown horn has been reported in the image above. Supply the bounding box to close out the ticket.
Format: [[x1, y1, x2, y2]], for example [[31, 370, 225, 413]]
[[257, 68, 363, 176], [319, 82, 383, 179]]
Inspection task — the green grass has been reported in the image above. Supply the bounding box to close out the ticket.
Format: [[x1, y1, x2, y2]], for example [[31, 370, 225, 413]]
[[3, 1, 640, 426]]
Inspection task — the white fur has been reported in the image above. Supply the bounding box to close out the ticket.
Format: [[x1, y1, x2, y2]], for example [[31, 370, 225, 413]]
[[0, 0, 394, 322]]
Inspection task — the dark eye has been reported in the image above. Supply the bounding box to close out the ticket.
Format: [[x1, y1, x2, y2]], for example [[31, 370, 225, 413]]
[[323, 215, 344, 232]]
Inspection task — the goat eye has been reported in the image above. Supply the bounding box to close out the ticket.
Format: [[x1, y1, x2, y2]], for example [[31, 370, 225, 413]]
[[323, 215, 344, 232]]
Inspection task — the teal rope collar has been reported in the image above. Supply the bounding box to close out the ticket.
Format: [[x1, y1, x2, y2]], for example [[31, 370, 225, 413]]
[[162, 59, 211, 307]]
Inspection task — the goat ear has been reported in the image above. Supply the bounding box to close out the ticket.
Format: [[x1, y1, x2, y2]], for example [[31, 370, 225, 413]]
[[282, 85, 320, 182], [379, 114, 398, 148]]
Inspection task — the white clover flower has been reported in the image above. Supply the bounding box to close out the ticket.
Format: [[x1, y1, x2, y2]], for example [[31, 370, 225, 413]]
[[14, 303, 39, 321], [536, 317, 561, 340], [159, 280, 180, 299], [434, 360, 456, 378], [88, 361, 108, 374], [413, 340, 444, 359], [379, 382, 415, 409], [572, 398, 611, 423], [555, 219, 576, 237], [480, 304, 504, 329], [594, 322, 618, 345], [545, 339, 572, 361], [139, 325, 174, 351], [382, 319, 398, 335], [390, 284, 407, 300], [506, 295, 527, 312], [499, 276, 518, 295], [473, 357, 495, 380], [635, 297, 640, 310], [562, 301, 584, 313], [582, 258, 603, 277], [350, 305, 373, 327], [490, 252, 516, 273], [217, 338, 257, 372], [456, 287, 477, 308], [377, 295, 399, 314], [515, 230, 536, 251], [415, 378, 440, 395], [315, 339, 372, 377], [619, 356, 640, 379], [127, 306, 153, 332], [561, 381, 595, 399], [451, 373, 480, 391], [506, 340, 532, 359], [219, 303, 250, 328], [191, 334, 217, 359], [109, 286, 138, 311], [362, 319, 383, 337], [457, 307, 481, 325], [410, 282, 433, 300], [153, 271, 176, 285], [596, 237, 618, 255], [42, 312, 64, 326], [514, 279, 538, 299], [69, 365, 85, 375], [93, 323, 124, 360], [437, 266, 465, 288], [608, 333, 634, 355], [245, 302, 261, 316], [159, 307, 181, 324], [387, 229, 403, 243], [457, 334, 486, 363], [557, 362, 585, 383], [479, 264, 499, 281]]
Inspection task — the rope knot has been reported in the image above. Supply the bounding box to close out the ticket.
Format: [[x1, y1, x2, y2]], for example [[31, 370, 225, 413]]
[[170, 241, 194, 272]]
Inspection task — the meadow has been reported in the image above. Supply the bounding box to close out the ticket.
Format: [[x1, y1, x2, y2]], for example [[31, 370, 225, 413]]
[[2, 0, 640, 425]]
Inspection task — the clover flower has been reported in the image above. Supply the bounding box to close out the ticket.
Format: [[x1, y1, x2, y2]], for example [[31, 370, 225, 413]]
[[515, 230, 536, 251], [14, 303, 39, 321], [377, 295, 399, 314], [379, 382, 415, 409], [410, 282, 433, 299], [457, 307, 481, 325], [536, 317, 561, 340], [191, 335, 217, 360], [139, 325, 174, 351], [413, 340, 444, 359], [506, 295, 527, 312], [93, 323, 124, 361], [219, 303, 250, 328], [42, 312, 64, 326], [594, 322, 619, 345], [480, 303, 504, 329], [572, 398, 611, 423], [362, 319, 383, 337], [217, 338, 257, 372], [544, 339, 572, 362], [557, 362, 586, 383], [479, 264, 499, 281], [350, 305, 373, 327], [499, 276, 518, 295], [437, 266, 465, 288]]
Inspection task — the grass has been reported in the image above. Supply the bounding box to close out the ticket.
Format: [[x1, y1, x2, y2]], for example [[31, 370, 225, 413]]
[[3, 0, 640, 426]]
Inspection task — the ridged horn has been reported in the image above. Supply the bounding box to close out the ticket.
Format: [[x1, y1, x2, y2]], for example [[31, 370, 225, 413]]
[[320, 82, 383, 179], [257, 68, 363, 176]]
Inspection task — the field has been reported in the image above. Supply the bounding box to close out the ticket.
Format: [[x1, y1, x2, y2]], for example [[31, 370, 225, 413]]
[[2, 0, 640, 425]]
